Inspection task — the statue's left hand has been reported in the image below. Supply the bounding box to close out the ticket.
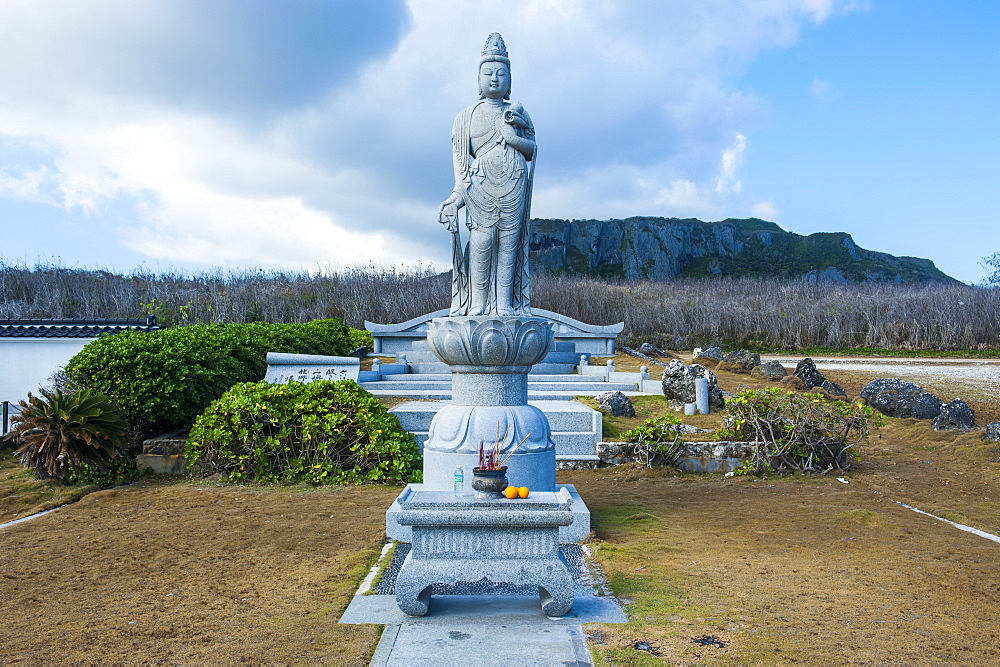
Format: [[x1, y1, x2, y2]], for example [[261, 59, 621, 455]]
[[503, 110, 529, 130]]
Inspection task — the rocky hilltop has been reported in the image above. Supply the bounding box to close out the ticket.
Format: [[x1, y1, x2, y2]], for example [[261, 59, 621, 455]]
[[528, 217, 956, 283]]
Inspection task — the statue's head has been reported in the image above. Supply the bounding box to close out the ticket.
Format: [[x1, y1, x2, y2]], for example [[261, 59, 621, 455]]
[[478, 32, 511, 100]]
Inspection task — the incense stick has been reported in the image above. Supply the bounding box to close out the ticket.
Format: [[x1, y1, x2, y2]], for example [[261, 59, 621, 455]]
[[498, 432, 532, 467]]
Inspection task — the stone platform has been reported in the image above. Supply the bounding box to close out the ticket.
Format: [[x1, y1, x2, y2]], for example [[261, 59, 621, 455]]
[[393, 489, 576, 617], [387, 483, 590, 544]]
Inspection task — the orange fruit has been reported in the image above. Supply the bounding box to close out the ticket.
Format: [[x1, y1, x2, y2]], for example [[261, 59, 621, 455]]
[[518, 486, 530, 499], [504, 485, 519, 499]]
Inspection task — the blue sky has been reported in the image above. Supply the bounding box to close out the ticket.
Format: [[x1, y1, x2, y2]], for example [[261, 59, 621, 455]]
[[0, 0, 996, 283]]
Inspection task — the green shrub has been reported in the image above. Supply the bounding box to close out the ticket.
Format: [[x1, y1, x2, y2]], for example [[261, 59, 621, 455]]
[[185, 380, 421, 485], [347, 327, 374, 351], [64, 319, 359, 442], [621, 414, 685, 467], [720, 387, 884, 475], [67, 457, 144, 486], [9, 388, 128, 482]]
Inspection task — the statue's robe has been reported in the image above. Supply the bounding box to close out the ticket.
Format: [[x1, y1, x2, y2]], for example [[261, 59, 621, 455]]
[[448, 101, 534, 316]]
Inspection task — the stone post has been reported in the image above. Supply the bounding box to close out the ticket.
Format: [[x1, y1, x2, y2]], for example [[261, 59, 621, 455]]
[[695, 376, 710, 415]]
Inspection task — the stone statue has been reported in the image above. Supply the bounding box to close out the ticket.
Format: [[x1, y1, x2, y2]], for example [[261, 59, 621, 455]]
[[439, 33, 536, 317]]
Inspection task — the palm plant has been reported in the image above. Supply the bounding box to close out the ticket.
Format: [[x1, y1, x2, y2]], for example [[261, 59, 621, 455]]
[[9, 388, 126, 481]]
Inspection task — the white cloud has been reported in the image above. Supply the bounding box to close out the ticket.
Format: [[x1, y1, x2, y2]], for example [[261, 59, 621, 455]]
[[751, 200, 781, 220], [0, 165, 56, 205], [716, 133, 747, 195], [0, 0, 864, 270], [123, 185, 394, 269], [810, 76, 833, 100]]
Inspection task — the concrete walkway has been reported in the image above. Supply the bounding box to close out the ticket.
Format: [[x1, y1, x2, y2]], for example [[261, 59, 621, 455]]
[[375, 623, 590, 666], [340, 546, 626, 666], [344, 594, 623, 666]]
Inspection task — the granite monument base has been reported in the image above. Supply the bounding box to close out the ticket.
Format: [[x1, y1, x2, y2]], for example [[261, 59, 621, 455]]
[[386, 483, 590, 544], [393, 489, 575, 617]]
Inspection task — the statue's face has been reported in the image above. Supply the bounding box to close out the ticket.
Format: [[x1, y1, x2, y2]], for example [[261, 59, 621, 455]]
[[479, 62, 510, 100]]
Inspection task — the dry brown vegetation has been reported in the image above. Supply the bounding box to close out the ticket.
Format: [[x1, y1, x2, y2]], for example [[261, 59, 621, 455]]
[[0, 478, 397, 664], [3, 262, 1000, 350]]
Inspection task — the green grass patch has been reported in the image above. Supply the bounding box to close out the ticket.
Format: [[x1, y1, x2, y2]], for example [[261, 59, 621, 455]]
[[587, 501, 715, 664], [365, 541, 398, 595], [0, 448, 137, 520], [590, 501, 665, 541], [576, 395, 672, 440], [836, 509, 880, 525], [0, 476, 99, 521]]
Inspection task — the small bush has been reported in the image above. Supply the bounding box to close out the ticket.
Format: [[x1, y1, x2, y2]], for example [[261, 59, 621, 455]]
[[67, 457, 144, 486], [720, 387, 884, 475], [64, 319, 359, 442], [715, 361, 749, 374], [347, 327, 374, 351], [186, 380, 421, 485], [621, 414, 685, 467]]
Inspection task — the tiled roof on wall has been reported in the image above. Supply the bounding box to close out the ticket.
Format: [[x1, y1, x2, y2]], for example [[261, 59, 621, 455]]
[[0, 317, 160, 338]]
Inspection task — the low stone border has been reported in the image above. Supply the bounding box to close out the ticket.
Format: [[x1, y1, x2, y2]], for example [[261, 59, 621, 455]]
[[597, 441, 759, 473]]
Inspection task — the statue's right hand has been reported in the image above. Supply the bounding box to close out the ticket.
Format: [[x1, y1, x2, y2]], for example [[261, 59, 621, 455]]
[[438, 201, 458, 233]]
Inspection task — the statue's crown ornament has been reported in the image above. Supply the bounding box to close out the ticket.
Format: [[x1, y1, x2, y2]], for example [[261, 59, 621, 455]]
[[480, 32, 510, 66]]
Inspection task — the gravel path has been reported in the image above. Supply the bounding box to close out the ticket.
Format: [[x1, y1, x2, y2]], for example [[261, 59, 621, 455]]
[[763, 355, 1000, 404]]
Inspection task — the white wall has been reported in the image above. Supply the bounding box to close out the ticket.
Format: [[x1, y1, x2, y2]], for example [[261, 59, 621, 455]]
[[0, 338, 92, 405]]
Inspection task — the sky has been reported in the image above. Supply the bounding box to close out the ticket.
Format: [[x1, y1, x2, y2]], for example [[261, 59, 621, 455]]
[[0, 0, 996, 284]]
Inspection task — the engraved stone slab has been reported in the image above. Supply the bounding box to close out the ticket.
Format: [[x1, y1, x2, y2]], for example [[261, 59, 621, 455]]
[[263, 352, 359, 384]]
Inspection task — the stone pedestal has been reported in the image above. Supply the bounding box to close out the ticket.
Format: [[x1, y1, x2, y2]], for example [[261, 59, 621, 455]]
[[420, 316, 556, 492], [385, 315, 591, 544], [393, 489, 575, 617]]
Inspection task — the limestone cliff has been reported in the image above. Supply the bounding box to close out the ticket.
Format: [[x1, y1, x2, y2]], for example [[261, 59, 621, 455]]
[[528, 217, 956, 283]]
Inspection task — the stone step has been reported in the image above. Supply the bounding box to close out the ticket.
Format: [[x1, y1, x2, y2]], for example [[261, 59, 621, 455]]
[[364, 381, 451, 391], [552, 431, 602, 455], [390, 400, 599, 434], [407, 362, 451, 374], [529, 381, 637, 392], [528, 374, 599, 382], [401, 349, 585, 365], [374, 389, 454, 400], [394, 340, 586, 375], [541, 351, 582, 364], [378, 373, 452, 382], [536, 401, 602, 432], [397, 350, 444, 364], [390, 401, 444, 432], [404, 360, 583, 375], [408, 339, 576, 353], [370, 373, 610, 384], [365, 380, 638, 393], [372, 388, 652, 400], [402, 430, 596, 455], [530, 363, 578, 374]]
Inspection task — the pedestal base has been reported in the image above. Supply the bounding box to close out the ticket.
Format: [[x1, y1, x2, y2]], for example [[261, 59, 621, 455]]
[[393, 490, 575, 618], [396, 551, 574, 617], [386, 483, 591, 544]]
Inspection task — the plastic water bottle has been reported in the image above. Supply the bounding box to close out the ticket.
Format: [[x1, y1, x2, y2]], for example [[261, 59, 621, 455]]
[[453, 465, 464, 497]]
